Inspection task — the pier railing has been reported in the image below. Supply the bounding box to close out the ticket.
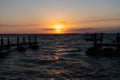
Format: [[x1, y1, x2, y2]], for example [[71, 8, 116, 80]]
[[0, 36, 38, 49], [85, 33, 120, 50]]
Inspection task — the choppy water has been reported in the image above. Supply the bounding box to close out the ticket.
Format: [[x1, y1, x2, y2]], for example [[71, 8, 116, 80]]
[[0, 34, 120, 80]]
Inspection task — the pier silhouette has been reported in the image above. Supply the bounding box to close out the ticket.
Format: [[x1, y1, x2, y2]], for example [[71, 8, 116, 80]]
[[85, 33, 120, 57], [0, 36, 39, 57]]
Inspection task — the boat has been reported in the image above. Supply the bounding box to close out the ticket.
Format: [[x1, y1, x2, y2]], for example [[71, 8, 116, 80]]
[[85, 33, 120, 57]]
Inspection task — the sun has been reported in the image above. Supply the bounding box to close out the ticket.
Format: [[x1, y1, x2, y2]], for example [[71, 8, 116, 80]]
[[54, 24, 64, 34]]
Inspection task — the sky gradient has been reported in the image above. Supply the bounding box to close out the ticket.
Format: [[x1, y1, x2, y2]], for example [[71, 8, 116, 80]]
[[0, 0, 120, 34]]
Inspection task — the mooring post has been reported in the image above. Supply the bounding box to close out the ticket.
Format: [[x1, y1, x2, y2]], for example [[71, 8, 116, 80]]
[[100, 33, 103, 48], [23, 37, 26, 45], [93, 33, 97, 47], [116, 32, 120, 52], [17, 37, 20, 48], [7, 37, 10, 49], [28, 36, 31, 47], [91, 34, 94, 41], [1, 37, 4, 46], [34, 36, 37, 44]]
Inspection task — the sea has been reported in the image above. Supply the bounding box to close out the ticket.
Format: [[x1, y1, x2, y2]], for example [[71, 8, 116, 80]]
[[0, 34, 120, 80]]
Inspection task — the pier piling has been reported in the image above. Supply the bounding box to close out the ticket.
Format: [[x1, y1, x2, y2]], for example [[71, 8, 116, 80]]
[[0, 35, 39, 54], [1, 37, 4, 46], [34, 36, 37, 44], [116, 32, 120, 52], [23, 37, 26, 45], [93, 33, 97, 47], [17, 37, 20, 48], [28, 36, 31, 47], [100, 33, 103, 48], [7, 37, 10, 49]]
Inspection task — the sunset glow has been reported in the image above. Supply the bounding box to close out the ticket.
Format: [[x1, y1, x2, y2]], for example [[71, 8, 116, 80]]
[[0, 0, 120, 33], [54, 24, 64, 34]]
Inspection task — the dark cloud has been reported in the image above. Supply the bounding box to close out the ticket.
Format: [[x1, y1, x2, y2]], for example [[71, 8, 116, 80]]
[[70, 28, 95, 31], [66, 27, 96, 33], [42, 28, 54, 30], [68, 26, 120, 33], [43, 27, 94, 31], [103, 26, 120, 32], [75, 28, 94, 30]]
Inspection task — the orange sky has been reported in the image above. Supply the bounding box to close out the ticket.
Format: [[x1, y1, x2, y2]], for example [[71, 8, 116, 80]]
[[0, 0, 120, 34]]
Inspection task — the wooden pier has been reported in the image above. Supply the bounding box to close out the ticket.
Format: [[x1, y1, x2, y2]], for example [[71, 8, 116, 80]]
[[85, 33, 120, 57], [0, 36, 39, 50], [85, 33, 120, 47]]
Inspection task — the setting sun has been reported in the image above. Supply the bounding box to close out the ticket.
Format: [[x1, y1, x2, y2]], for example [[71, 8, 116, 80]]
[[54, 24, 64, 34]]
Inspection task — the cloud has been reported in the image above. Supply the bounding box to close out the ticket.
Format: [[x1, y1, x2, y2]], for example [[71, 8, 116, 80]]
[[54, 18, 120, 25], [42, 28, 54, 30], [66, 27, 96, 33], [75, 28, 94, 30], [69, 28, 95, 31], [0, 24, 39, 27], [104, 26, 120, 32], [79, 18, 120, 23], [71, 26, 120, 33]]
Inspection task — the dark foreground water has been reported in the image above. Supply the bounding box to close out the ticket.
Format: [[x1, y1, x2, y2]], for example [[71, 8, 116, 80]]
[[0, 34, 120, 80]]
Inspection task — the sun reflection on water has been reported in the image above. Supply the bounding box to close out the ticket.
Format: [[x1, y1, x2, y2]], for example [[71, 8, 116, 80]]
[[53, 55, 59, 60], [49, 78, 55, 80], [46, 69, 69, 75]]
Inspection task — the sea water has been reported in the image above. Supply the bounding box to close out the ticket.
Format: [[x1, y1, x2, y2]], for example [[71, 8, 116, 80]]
[[0, 34, 120, 80]]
